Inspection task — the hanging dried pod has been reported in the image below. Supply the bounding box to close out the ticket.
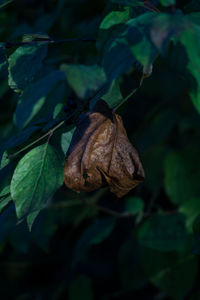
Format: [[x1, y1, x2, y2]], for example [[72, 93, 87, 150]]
[[64, 100, 145, 197]]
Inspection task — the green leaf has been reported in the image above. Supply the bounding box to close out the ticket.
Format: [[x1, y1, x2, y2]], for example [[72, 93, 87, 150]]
[[138, 214, 188, 251], [160, 0, 175, 7], [0, 0, 13, 9], [101, 79, 123, 108], [27, 210, 40, 231], [0, 185, 10, 198], [0, 195, 12, 213], [61, 127, 76, 155], [61, 64, 106, 99], [73, 218, 115, 266], [179, 198, 200, 232], [164, 150, 200, 205], [141, 247, 198, 300], [125, 197, 144, 214], [179, 24, 200, 113], [8, 45, 48, 92], [14, 71, 65, 129], [100, 8, 131, 30], [102, 37, 135, 82], [119, 239, 148, 290], [69, 276, 93, 300], [10, 143, 64, 220], [151, 255, 198, 300]]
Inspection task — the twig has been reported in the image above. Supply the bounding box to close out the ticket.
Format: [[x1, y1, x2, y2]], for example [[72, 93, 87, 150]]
[[6, 120, 65, 159], [2, 38, 96, 49], [114, 88, 138, 112], [84, 200, 136, 218]]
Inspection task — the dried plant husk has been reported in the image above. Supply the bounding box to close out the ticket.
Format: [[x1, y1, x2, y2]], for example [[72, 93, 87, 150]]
[[64, 100, 145, 197]]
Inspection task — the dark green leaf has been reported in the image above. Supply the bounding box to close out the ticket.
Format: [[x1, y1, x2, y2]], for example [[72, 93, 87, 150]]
[[61, 64, 106, 99], [125, 197, 144, 214], [151, 255, 198, 300], [0, 126, 40, 161], [101, 80, 123, 108], [138, 214, 188, 251], [8, 45, 48, 92], [0, 0, 13, 9], [0, 195, 12, 213], [164, 150, 200, 205], [141, 247, 198, 300], [100, 8, 131, 30], [14, 70, 65, 129], [73, 218, 115, 266], [180, 23, 200, 113], [10, 143, 64, 220], [69, 276, 93, 300], [119, 239, 148, 290], [160, 0, 175, 6], [179, 198, 200, 232]]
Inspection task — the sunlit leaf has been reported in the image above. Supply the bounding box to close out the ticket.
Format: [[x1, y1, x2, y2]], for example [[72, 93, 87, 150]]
[[11, 143, 64, 220]]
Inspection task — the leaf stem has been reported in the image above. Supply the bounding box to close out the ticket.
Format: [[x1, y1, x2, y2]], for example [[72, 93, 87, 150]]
[[6, 120, 65, 159], [114, 88, 138, 112]]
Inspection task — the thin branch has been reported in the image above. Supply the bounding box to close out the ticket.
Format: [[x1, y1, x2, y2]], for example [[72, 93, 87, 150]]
[[6, 120, 65, 159], [3, 37, 96, 48], [114, 88, 138, 112], [84, 200, 136, 218]]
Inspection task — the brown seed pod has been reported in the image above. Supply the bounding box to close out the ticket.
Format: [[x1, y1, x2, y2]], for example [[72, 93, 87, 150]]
[[64, 100, 145, 197]]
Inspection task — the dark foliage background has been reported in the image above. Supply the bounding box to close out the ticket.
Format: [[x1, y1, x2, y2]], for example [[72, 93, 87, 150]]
[[0, 0, 200, 299]]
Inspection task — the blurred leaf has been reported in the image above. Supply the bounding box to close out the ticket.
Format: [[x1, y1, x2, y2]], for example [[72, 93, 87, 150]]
[[73, 218, 115, 266], [100, 8, 131, 30], [180, 23, 200, 113], [0, 0, 13, 9], [151, 255, 198, 300], [138, 214, 188, 251], [61, 64, 106, 99], [69, 276, 93, 300], [119, 239, 148, 290], [10, 143, 64, 221], [179, 198, 200, 232], [188, 12, 200, 25], [160, 0, 175, 6], [8, 45, 48, 92], [125, 196, 144, 214], [14, 70, 65, 129], [185, 0, 200, 13], [164, 150, 200, 205], [142, 145, 167, 194], [141, 247, 198, 300]]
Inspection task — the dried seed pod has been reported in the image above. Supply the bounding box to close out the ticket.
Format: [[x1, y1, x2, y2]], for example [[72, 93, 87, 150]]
[[64, 100, 145, 197]]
